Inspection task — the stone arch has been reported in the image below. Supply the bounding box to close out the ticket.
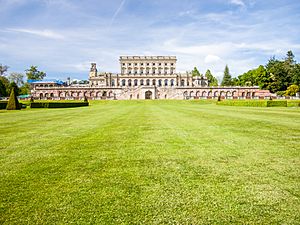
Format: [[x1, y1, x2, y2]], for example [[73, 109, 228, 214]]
[[232, 91, 237, 97], [50, 93, 54, 98], [190, 91, 194, 97], [183, 91, 188, 99], [45, 93, 48, 98], [214, 91, 218, 97], [208, 91, 212, 97], [196, 91, 200, 97], [145, 91, 152, 99], [226, 91, 231, 97], [202, 91, 207, 97]]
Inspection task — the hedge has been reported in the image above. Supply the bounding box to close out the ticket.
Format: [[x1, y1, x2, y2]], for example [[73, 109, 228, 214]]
[[217, 100, 288, 107], [266, 100, 287, 107], [30, 102, 89, 108], [0, 101, 25, 109], [0, 101, 8, 109]]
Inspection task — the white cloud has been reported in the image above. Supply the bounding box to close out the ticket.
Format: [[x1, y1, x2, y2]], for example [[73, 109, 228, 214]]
[[204, 55, 221, 64], [6, 28, 65, 40], [229, 0, 245, 7]]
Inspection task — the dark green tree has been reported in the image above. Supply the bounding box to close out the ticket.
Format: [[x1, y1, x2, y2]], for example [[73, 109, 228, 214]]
[[221, 65, 232, 86], [6, 87, 21, 110], [25, 66, 46, 80], [205, 69, 218, 86], [9, 82, 20, 96], [191, 67, 201, 77], [292, 63, 300, 86], [0, 76, 10, 97]]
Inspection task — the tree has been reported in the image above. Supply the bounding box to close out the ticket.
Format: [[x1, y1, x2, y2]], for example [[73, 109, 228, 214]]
[[285, 84, 299, 96], [191, 67, 201, 77], [8, 72, 24, 87], [8, 82, 20, 96], [0, 76, 10, 97], [292, 63, 300, 86], [0, 64, 9, 76], [19, 83, 30, 95], [6, 87, 21, 110], [25, 66, 46, 80], [221, 65, 232, 86], [205, 69, 218, 86]]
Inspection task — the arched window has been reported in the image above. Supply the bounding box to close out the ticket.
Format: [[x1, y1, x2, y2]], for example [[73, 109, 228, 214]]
[[181, 79, 185, 86], [112, 79, 115, 86], [171, 79, 174, 86], [128, 79, 132, 87], [122, 79, 126, 86], [158, 79, 162, 87], [164, 79, 168, 86], [202, 91, 207, 97], [140, 79, 144, 85], [50, 93, 54, 98], [152, 79, 156, 85], [146, 79, 150, 86], [134, 79, 138, 86]]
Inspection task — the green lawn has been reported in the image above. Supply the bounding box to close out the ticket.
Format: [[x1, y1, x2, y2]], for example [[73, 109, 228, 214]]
[[1, 100, 299, 224]]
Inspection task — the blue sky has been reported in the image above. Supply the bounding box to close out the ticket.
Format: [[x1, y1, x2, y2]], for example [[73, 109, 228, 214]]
[[0, 0, 300, 81]]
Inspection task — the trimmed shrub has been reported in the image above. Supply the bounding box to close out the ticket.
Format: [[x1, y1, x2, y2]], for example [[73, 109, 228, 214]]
[[216, 100, 267, 107], [6, 88, 21, 110], [266, 100, 287, 107], [217, 100, 288, 107], [30, 102, 89, 108]]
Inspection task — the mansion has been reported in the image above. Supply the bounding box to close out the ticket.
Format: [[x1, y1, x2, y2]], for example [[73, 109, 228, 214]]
[[31, 56, 271, 100]]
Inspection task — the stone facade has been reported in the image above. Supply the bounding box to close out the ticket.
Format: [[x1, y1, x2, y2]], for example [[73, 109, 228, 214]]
[[31, 56, 271, 100]]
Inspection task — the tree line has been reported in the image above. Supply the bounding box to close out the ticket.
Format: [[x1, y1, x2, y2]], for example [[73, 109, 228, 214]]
[[1, 50, 300, 97], [192, 50, 300, 96], [0, 65, 46, 97]]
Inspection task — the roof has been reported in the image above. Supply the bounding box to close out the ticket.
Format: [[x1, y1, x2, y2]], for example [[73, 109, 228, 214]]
[[28, 79, 64, 85]]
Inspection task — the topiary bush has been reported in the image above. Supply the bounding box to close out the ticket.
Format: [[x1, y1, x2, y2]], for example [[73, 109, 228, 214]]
[[6, 88, 21, 110]]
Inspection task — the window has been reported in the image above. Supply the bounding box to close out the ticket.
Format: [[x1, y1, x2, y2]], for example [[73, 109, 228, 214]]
[[146, 79, 150, 85], [141, 63, 144, 66], [159, 63, 161, 66], [135, 63, 137, 66], [147, 63, 150, 66], [171, 63, 174, 66], [165, 63, 167, 66], [152, 63, 155, 65], [122, 63, 125, 66], [129, 63, 131, 66]]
